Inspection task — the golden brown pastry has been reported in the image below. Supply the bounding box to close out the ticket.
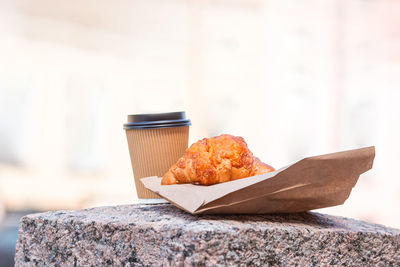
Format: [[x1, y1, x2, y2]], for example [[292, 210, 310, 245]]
[[162, 134, 274, 185]]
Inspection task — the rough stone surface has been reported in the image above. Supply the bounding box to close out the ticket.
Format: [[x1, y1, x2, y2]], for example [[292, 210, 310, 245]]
[[15, 204, 400, 266]]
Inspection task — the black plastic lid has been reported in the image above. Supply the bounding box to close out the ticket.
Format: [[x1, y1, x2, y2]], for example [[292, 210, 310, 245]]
[[123, 111, 191, 129]]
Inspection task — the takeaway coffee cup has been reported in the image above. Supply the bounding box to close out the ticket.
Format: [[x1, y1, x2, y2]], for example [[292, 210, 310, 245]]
[[123, 112, 191, 202]]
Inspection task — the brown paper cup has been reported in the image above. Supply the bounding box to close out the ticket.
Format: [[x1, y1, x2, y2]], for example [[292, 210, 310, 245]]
[[125, 126, 189, 199]]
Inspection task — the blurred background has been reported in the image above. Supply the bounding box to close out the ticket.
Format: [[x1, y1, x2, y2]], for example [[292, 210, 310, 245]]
[[1, 0, 400, 265]]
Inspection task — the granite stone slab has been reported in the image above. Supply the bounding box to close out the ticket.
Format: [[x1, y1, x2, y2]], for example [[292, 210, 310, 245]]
[[15, 204, 400, 266]]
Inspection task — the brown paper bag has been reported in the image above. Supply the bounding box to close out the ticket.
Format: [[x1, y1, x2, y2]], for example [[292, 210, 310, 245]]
[[141, 146, 375, 214]]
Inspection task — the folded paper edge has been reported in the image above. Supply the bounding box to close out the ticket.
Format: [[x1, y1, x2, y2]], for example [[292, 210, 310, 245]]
[[140, 176, 206, 213], [194, 183, 312, 214]]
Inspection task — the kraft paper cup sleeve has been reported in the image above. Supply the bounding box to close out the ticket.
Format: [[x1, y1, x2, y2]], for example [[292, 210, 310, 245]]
[[126, 126, 189, 199], [141, 146, 375, 214]]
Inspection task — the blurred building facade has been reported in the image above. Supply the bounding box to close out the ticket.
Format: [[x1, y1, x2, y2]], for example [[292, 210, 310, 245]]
[[0, 0, 400, 228]]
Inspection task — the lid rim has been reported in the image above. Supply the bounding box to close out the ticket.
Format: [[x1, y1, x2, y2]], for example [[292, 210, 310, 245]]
[[123, 122, 191, 130], [124, 118, 190, 126]]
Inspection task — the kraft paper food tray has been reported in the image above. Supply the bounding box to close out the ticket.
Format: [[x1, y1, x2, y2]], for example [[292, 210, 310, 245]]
[[141, 146, 375, 214]]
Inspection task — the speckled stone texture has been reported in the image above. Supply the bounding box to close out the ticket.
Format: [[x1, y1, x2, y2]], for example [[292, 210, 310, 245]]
[[15, 204, 400, 266]]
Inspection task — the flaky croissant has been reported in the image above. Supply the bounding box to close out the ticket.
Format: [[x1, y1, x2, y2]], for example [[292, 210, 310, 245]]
[[161, 134, 274, 186]]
